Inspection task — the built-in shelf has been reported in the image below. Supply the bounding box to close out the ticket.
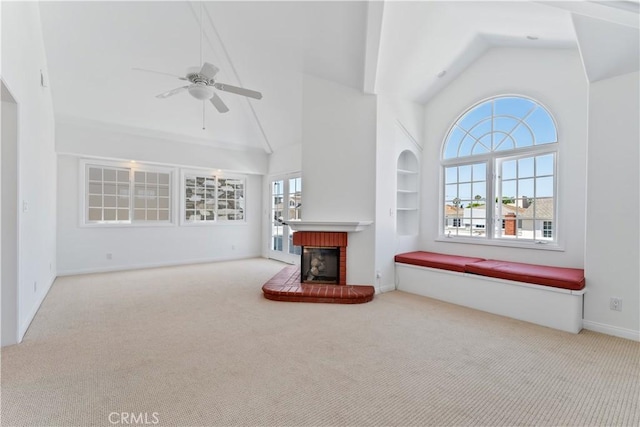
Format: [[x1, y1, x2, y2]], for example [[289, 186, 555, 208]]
[[287, 221, 373, 232], [397, 150, 420, 236]]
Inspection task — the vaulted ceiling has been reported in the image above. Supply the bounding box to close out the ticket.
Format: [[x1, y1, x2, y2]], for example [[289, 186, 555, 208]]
[[38, 1, 639, 155]]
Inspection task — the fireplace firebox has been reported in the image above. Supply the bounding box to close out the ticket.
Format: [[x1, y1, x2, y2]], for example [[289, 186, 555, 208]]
[[302, 247, 339, 284], [292, 231, 348, 285]]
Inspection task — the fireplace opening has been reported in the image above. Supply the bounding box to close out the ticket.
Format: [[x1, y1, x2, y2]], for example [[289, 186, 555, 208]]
[[301, 246, 339, 284]]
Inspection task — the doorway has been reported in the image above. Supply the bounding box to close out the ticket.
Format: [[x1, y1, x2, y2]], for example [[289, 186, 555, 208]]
[[268, 175, 301, 263], [2, 80, 20, 346]]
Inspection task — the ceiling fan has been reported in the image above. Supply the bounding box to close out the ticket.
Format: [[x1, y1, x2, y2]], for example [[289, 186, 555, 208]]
[[134, 63, 262, 114], [134, 3, 261, 116]]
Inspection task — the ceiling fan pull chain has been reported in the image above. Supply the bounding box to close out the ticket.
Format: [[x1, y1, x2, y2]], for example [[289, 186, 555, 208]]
[[202, 101, 206, 130]]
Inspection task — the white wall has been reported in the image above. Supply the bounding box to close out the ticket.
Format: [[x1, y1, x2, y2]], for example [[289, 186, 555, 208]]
[[1, 96, 19, 346], [375, 95, 424, 292], [56, 120, 268, 175], [1, 2, 58, 341], [57, 154, 263, 275], [584, 71, 639, 340], [301, 75, 377, 285], [422, 47, 588, 268]]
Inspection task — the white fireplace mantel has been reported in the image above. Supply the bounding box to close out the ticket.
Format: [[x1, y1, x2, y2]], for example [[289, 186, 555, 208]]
[[286, 221, 373, 232]]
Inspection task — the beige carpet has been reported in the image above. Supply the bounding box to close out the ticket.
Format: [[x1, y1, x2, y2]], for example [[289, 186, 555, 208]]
[[1, 258, 638, 427]]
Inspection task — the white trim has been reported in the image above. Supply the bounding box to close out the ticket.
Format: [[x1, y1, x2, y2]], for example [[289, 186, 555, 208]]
[[287, 221, 373, 232], [582, 320, 640, 342], [57, 255, 260, 277], [435, 236, 565, 251]]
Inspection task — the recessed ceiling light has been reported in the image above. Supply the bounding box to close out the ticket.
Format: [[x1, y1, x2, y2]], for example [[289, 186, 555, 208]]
[[527, 35, 539, 40], [437, 70, 447, 78]]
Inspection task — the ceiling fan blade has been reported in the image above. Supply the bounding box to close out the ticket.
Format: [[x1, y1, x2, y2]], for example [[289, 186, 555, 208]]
[[132, 67, 187, 81], [210, 93, 230, 113], [213, 82, 263, 100], [155, 86, 190, 99], [200, 62, 219, 80]]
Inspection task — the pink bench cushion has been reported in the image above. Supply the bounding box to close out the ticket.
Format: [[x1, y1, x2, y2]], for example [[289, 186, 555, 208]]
[[395, 251, 485, 273], [464, 260, 585, 291]]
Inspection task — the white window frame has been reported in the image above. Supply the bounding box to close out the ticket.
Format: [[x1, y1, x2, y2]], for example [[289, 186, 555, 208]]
[[438, 95, 562, 250], [180, 169, 247, 226], [80, 159, 176, 227]]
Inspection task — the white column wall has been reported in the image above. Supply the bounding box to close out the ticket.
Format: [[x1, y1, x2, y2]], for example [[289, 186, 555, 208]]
[[1, 2, 58, 341], [301, 75, 377, 285], [584, 71, 639, 340]]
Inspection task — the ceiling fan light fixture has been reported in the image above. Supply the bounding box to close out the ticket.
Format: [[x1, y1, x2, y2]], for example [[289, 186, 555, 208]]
[[188, 84, 214, 100]]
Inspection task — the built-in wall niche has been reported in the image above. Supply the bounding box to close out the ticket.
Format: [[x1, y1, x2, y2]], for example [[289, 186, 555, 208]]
[[396, 150, 419, 236]]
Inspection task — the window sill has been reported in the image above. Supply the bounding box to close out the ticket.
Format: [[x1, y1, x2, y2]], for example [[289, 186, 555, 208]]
[[81, 221, 176, 228], [435, 235, 565, 252]]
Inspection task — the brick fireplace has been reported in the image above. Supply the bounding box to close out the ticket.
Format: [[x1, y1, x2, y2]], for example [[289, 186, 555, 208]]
[[292, 231, 347, 285], [261, 221, 374, 304]]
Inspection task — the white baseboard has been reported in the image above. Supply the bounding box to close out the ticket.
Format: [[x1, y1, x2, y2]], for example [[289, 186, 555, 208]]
[[377, 283, 396, 294], [57, 255, 260, 277], [582, 320, 640, 342]]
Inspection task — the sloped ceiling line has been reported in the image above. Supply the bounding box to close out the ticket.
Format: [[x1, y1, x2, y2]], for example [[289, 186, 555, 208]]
[[187, 1, 274, 154], [363, 0, 385, 95]]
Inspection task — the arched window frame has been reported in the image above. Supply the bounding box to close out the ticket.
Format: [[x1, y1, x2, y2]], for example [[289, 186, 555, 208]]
[[440, 95, 560, 247]]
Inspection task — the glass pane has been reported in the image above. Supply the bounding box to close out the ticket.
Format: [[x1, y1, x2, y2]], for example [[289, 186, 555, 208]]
[[502, 160, 516, 180], [134, 171, 145, 183], [117, 209, 129, 221], [471, 183, 486, 201], [104, 184, 116, 195], [518, 157, 534, 178], [117, 170, 129, 182], [494, 97, 535, 118], [147, 173, 157, 184], [458, 183, 471, 200], [158, 173, 170, 185], [147, 210, 158, 221], [147, 198, 157, 209], [472, 163, 486, 181], [445, 167, 457, 184], [104, 209, 116, 221], [512, 124, 534, 148], [89, 195, 102, 208], [158, 210, 169, 221], [444, 127, 465, 159], [118, 184, 129, 197], [536, 154, 554, 176], [445, 184, 458, 201], [134, 209, 145, 220], [502, 181, 517, 200], [519, 178, 534, 198], [458, 102, 491, 131], [134, 197, 145, 209], [103, 169, 116, 182], [89, 183, 102, 194], [458, 165, 472, 182], [458, 135, 475, 157], [104, 196, 116, 208], [468, 118, 492, 140], [159, 198, 169, 209], [536, 177, 554, 198], [89, 168, 102, 181], [494, 134, 515, 151], [88, 208, 102, 221]]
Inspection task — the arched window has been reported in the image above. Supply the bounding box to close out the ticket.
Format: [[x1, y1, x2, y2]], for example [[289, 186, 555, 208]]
[[441, 95, 558, 244]]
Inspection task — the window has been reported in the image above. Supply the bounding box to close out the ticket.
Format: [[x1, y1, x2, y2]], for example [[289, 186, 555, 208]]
[[182, 173, 245, 223], [85, 163, 173, 225], [270, 175, 302, 258], [442, 96, 558, 245]]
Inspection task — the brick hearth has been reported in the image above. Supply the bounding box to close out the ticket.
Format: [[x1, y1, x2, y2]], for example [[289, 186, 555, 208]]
[[262, 265, 375, 304]]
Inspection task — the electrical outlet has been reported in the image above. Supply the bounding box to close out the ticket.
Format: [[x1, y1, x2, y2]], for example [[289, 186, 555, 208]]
[[106, 253, 113, 260], [610, 297, 622, 312]]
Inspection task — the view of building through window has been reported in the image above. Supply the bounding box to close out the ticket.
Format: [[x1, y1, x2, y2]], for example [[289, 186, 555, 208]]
[[442, 96, 558, 243]]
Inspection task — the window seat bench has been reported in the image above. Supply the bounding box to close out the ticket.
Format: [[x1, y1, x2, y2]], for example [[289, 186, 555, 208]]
[[394, 251, 585, 333]]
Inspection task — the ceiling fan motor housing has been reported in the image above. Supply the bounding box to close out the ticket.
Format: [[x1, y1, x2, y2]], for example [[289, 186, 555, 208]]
[[188, 82, 214, 100]]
